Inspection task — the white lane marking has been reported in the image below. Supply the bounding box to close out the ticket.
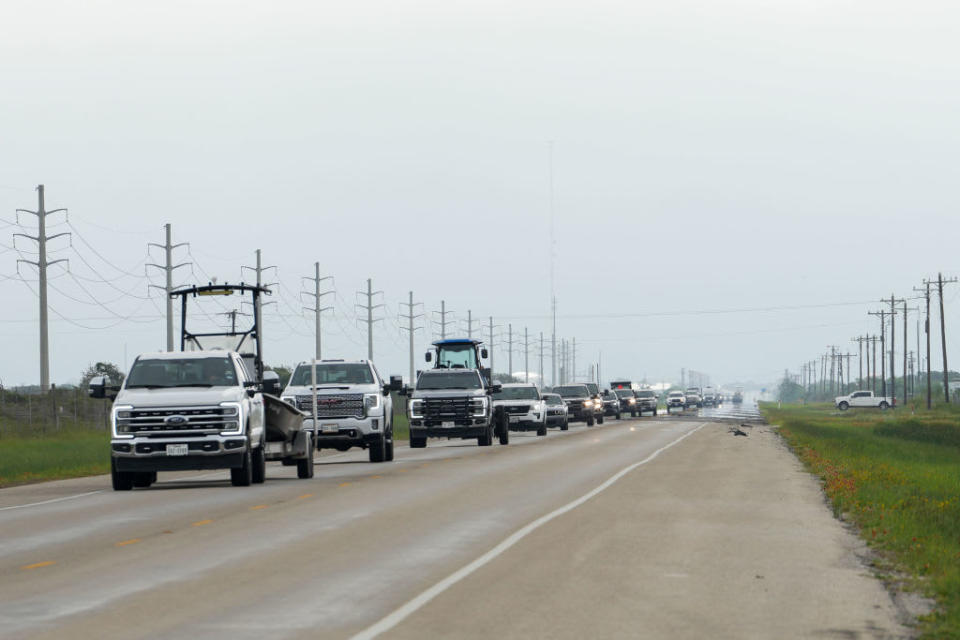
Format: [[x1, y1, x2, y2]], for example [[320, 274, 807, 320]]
[[351, 421, 708, 640], [0, 490, 104, 512]]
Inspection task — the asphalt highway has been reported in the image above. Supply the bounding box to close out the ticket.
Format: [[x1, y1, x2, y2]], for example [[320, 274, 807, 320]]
[[0, 406, 909, 639]]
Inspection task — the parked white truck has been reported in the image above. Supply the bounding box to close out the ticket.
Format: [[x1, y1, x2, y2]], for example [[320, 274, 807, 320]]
[[835, 390, 893, 411]]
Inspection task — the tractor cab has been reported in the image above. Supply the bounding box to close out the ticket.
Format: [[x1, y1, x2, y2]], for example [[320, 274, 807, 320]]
[[425, 339, 491, 383]]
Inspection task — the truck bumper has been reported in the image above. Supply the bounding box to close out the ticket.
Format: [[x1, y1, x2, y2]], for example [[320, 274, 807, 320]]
[[111, 435, 249, 473], [113, 452, 246, 472], [410, 421, 488, 439], [304, 415, 385, 449]]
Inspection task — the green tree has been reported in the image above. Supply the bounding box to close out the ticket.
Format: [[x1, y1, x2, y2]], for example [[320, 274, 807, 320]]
[[268, 365, 293, 388]]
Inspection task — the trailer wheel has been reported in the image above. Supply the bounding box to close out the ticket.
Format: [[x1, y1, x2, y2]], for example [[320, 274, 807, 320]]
[[561, 418, 569, 431], [597, 414, 604, 425], [111, 459, 134, 491], [297, 436, 314, 478], [252, 443, 266, 484], [231, 448, 253, 487]]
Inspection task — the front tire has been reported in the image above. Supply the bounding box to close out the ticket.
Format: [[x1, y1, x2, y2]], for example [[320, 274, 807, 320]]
[[586, 415, 595, 427], [111, 459, 134, 491], [369, 434, 386, 463], [132, 471, 155, 488], [879, 401, 889, 410], [410, 435, 427, 448], [536, 422, 547, 436], [252, 443, 266, 484], [838, 401, 849, 411], [478, 425, 493, 446], [597, 414, 604, 425], [561, 418, 569, 431], [385, 425, 395, 461], [231, 448, 253, 487]]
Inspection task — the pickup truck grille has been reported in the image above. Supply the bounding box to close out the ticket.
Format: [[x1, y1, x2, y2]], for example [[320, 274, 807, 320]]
[[423, 398, 472, 420], [502, 405, 531, 414], [118, 406, 237, 435], [296, 394, 364, 418]]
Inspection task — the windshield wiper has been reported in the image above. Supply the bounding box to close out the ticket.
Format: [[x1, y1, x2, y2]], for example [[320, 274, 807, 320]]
[[124, 384, 168, 389], [169, 383, 215, 388]]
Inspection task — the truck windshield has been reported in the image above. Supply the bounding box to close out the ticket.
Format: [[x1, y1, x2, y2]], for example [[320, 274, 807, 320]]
[[436, 343, 479, 370], [289, 363, 374, 386], [494, 386, 539, 400], [554, 385, 589, 398], [637, 390, 657, 398], [615, 390, 634, 398], [126, 357, 237, 388], [417, 372, 482, 390], [543, 395, 562, 406], [583, 383, 599, 395]]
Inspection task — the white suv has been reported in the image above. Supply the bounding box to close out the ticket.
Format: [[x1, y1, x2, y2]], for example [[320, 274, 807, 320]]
[[492, 383, 547, 437], [282, 360, 396, 462]]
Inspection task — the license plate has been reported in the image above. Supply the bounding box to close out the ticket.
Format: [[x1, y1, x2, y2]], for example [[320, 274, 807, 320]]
[[441, 421, 455, 428], [321, 423, 339, 433], [509, 416, 521, 423], [166, 444, 188, 456]]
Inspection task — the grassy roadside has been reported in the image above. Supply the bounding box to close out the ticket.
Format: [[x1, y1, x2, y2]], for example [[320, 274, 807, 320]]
[[762, 403, 960, 638], [0, 428, 109, 488]]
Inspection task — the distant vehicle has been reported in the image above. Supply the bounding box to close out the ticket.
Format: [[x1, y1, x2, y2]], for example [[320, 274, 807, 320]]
[[554, 384, 596, 426], [684, 388, 703, 409], [835, 390, 893, 411], [406, 369, 499, 447], [732, 390, 744, 404], [600, 389, 622, 420], [614, 388, 638, 416], [666, 391, 686, 411], [542, 393, 570, 430], [281, 359, 399, 462], [634, 389, 659, 416], [580, 382, 605, 424], [493, 383, 547, 436], [702, 386, 718, 407]]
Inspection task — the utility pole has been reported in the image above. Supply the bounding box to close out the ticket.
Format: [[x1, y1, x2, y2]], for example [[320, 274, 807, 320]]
[[301, 263, 333, 360], [827, 346, 837, 395], [399, 292, 423, 384], [886, 295, 904, 404], [538, 332, 545, 387], [852, 336, 864, 388], [900, 302, 919, 403], [915, 281, 933, 408], [868, 311, 889, 397], [863, 338, 870, 392], [240, 249, 277, 353], [15, 185, 70, 392], [571, 337, 576, 382], [219, 309, 250, 333], [523, 327, 530, 383], [146, 223, 190, 352], [464, 309, 480, 339], [934, 273, 957, 403], [551, 297, 557, 386], [355, 278, 383, 361], [433, 300, 454, 340], [487, 316, 498, 380], [508, 324, 513, 378], [870, 335, 878, 394]]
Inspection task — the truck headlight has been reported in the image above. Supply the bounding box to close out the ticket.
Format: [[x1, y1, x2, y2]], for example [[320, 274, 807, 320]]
[[628, 398, 636, 404], [582, 400, 591, 408], [470, 397, 488, 417], [409, 399, 424, 419], [364, 393, 381, 414], [112, 405, 134, 439], [219, 402, 244, 435]]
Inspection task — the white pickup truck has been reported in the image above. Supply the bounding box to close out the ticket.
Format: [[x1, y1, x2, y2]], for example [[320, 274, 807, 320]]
[[835, 390, 893, 411]]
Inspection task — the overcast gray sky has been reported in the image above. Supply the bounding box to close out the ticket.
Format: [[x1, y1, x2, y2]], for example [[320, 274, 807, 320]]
[[2, 0, 959, 388]]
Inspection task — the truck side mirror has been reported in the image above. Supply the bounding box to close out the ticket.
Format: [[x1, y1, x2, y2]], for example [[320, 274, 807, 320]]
[[487, 383, 502, 394], [389, 375, 403, 391], [425, 352, 432, 363], [399, 385, 410, 397], [481, 348, 488, 359], [88, 375, 107, 399], [262, 370, 281, 396]]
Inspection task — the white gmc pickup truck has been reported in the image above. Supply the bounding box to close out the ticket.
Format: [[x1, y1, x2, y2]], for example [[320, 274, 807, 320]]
[[835, 390, 893, 411]]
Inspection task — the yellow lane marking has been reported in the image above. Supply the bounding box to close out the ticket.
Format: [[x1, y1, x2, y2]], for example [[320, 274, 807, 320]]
[[22, 561, 55, 570], [297, 493, 314, 499], [115, 539, 141, 547], [250, 505, 268, 510], [192, 520, 213, 527], [370, 475, 383, 479], [338, 482, 351, 488]]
